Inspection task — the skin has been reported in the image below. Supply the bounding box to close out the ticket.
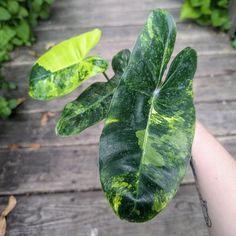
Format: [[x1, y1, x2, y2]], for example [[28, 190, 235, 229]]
[[191, 120, 236, 236]]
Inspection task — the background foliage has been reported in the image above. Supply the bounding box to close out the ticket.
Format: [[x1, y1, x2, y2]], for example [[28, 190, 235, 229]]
[[180, 0, 236, 48], [0, 0, 55, 118]]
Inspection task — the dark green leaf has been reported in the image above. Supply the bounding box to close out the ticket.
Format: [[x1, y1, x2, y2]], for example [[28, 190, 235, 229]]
[[0, 6, 11, 20], [0, 26, 16, 48], [15, 20, 30, 43], [232, 38, 236, 49], [112, 49, 131, 75], [29, 29, 108, 100], [99, 9, 197, 222], [0, 106, 11, 119], [0, 96, 8, 108], [217, 0, 229, 8], [44, 0, 55, 4], [7, 0, 20, 14], [17, 6, 28, 18], [11, 37, 24, 46], [0, 96, 11, 119], [39, 7, 50, 19], [0, 79, 17, 90], [0, 49, 11, 61], [200, 0, 211, 15], [7, 99, 18, 109], [196, 15, 212, 26], [32, 0, 44, 12], [190, 0, 204, 7], [180, 0, 201, 20], [211, 9, 230, 29], [56, 49, 131, 137]]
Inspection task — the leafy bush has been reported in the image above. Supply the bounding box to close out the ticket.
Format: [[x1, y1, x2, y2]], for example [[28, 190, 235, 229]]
[[0, 0, 55, 118], [0, 96, 24, 119], [180, 0, 236, 48], [0, 0, 55, 61], [180, 0, 230, 30]]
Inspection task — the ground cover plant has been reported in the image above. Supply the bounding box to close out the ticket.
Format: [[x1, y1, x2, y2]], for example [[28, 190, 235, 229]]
[[0, 0, 54, 118], [180, 0, 236, 48], [29, 9, 197, 222]]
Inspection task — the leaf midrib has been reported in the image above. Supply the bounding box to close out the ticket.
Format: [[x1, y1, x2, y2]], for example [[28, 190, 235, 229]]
[[128, 32, 174, 215]]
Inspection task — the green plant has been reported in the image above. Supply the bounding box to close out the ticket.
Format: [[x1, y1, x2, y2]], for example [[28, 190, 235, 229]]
[[0, 0, 55, 118], [232, 37, 236, 48], [180, 0, 231, 30], [0, 96, 24, 119], [0, 0, 55, 61], [29, 9, 197, 222], [180, 0, 236, 48]]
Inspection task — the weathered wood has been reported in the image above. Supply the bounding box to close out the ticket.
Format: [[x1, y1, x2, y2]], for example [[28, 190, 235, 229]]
[[229, 0, 236, 38], [36, 1, 182, 31], [7, 23, 233, 66], [0, 185, 208, 236], [0, 101, 235, 148], [0, 0, 234, 234], [6, 32, 236, 68], [51, 0, 182, 9], [0, 145, 100, 195], [0, 135, 235, 195], [2, 67, 236, 113], [193, 73, 236, 103]]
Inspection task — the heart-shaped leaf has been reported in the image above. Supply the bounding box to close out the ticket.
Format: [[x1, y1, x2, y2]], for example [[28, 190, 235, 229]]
[[56, 49, 131, 136], [99, 9, 197, 222], [29, 29, 108, 100]]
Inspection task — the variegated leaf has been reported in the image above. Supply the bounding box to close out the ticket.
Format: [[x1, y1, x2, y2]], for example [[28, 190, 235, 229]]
[[56, 49, 131, 136], [99, 9, 197, 222], [29, 29, 108, 100]]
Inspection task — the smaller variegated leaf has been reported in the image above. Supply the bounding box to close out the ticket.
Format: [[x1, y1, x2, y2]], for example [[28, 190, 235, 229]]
[[29, 29, 108, 100], [56, 49, 131, 136]]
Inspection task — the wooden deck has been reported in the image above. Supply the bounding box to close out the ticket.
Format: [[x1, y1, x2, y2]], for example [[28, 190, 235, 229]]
[[0, 0, 236, 235]]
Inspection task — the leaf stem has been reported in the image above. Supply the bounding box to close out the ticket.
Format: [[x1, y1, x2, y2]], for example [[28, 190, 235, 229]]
[[103, 72, 110, 82]]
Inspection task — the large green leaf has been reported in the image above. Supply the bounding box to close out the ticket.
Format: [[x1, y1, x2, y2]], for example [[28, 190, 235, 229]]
[[99, 9, 197, 222], [29, 29, 108, 100], [56, 49, 131, 136]]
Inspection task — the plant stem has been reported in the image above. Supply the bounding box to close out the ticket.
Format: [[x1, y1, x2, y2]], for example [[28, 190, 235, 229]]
[[103, 72, 110, 82]]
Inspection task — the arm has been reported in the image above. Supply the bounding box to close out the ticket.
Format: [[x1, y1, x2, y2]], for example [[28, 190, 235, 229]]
[[191, 120, 236, 236]]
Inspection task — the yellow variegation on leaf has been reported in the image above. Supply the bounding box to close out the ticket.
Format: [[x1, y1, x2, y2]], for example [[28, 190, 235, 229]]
[[29, 29, 108, 100]]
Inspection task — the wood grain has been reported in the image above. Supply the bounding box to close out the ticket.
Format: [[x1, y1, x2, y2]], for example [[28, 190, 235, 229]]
[[229, 0, 236, 37], [2, 68, 236, 113], [0, 185, 208, 236], [0, 135, 235, 195], [0, 0, 235, 234], [0, 101, 235, 148], [6, 23, 233, 67], [36, 1, 182, 31]]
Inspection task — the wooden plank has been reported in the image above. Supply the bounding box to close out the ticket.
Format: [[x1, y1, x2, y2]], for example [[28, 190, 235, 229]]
[[193, 73, 236, 103], [0, 101, 235, 148], [6, 24, 235, 67], [0, 135, 235, 195], [0, 145, 100, 195], [35, 1, 182, 31], [229, 0, 236, 37], [51, 0, 182, 9], [9, 23, 233, 65], [196, 101, 236, 137], [0, 185, 208, 236], [2, 66, 236, 113]]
